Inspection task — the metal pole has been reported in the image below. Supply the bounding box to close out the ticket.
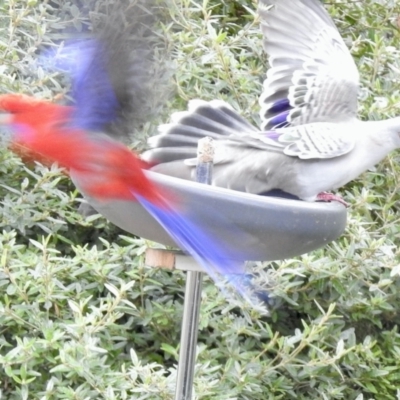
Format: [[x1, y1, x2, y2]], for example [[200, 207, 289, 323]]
[[174, 270, 203, 399], [174, 138, 214, 400]]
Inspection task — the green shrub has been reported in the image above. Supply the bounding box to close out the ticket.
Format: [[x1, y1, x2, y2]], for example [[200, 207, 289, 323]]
[[1, 0, 400, 398]]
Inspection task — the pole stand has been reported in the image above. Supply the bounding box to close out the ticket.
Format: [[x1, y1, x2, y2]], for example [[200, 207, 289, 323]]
[[145, 137, 215, 400]]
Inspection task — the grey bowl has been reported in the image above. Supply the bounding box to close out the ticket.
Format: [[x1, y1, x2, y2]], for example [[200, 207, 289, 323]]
[[73, 171, 347, 262]]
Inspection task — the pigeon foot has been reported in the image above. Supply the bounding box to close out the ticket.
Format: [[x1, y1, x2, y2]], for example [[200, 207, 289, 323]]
[[316, 192, 348, 207]]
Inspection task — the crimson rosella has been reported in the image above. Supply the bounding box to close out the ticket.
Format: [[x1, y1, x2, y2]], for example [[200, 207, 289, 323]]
[[0, 3, 252, 300], [0, 92, 245, 286]]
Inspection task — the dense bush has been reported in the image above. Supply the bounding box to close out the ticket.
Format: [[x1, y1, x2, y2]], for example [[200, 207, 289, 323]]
[[1, 0, 400, 398]]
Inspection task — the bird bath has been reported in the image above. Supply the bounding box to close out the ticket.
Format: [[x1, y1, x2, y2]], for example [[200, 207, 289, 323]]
[[77, 170, 347, 261], [74, 170, 347, 400]]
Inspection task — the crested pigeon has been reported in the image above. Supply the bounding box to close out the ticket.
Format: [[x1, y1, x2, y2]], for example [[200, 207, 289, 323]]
[[142, 0, 400, 204]]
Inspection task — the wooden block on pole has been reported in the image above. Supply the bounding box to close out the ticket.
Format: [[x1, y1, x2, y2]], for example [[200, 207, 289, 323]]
[[145, 248, 204, 272]]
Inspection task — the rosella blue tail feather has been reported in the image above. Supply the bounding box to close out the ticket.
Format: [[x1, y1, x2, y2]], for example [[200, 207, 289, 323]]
[[137, 195, 256, 300]]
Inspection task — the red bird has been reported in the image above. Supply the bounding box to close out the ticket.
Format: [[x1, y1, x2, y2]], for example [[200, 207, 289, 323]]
[[0, 18, 250, 300], [1, 93, 248, 295]]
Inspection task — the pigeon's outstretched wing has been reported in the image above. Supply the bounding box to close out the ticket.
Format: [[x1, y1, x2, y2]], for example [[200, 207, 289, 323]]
[[258, 0, 360, 130]]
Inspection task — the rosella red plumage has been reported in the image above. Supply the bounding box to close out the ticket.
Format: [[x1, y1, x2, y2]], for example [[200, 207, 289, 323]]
[[4, 103, 161, 204]]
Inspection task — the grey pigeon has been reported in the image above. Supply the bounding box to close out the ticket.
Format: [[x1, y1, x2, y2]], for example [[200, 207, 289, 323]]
[[142, 0, 400, 204]]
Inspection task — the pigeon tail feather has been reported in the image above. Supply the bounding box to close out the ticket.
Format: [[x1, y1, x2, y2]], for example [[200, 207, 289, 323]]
[[143, 99, 258, 165]]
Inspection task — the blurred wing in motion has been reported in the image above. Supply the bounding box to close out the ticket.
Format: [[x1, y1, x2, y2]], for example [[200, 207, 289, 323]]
[[44, 0, 173, 143]]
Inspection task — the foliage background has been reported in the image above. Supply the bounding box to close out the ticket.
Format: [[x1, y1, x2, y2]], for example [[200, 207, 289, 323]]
[[1, 0, 400, 399]]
